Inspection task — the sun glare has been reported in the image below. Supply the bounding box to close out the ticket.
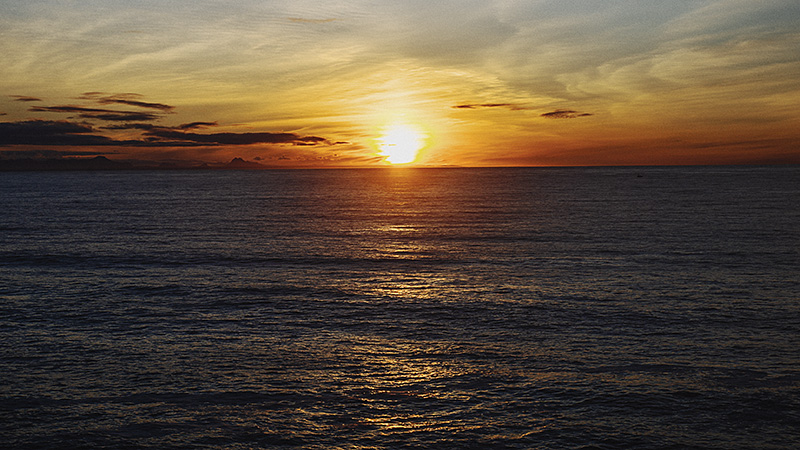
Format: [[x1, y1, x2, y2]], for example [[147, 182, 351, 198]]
[[377, 123, 426, 164]]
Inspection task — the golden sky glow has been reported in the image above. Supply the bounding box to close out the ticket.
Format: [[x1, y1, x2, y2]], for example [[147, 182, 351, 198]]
[[1, 1, 799, 167]]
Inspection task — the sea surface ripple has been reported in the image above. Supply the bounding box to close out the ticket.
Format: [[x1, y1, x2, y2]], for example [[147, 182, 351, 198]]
[[1, 166, 798, 449]]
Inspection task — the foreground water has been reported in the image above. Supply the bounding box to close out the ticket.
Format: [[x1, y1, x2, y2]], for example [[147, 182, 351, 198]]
[[1, 166, 798, 449]]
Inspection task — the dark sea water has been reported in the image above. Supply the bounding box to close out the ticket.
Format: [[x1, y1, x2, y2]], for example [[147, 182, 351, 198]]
[[1, 166, 798, 449]]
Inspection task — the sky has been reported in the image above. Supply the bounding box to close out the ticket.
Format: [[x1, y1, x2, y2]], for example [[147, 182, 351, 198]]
[[1, 0, 799, 167]]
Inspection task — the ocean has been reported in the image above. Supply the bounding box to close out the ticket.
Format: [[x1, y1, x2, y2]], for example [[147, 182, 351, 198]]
[[1, 166, 798, 449]]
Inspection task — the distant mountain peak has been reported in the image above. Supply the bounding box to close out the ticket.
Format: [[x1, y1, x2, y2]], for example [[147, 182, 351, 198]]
[[225, 157, 264, 169]]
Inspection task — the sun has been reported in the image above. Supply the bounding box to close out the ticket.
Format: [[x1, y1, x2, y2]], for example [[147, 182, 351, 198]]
[[377, 123, 426, 164]]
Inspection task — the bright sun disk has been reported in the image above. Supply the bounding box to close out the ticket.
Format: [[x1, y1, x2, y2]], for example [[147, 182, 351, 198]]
[[377, 123, 425, 164]]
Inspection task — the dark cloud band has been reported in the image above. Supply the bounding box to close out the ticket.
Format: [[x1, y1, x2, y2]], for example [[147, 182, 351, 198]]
[[1, 119, 329, 148], [97, 98, 174, 111], [453, 103, 530, 110], [10, 95, 43, 102], [145, 129, 327, 145], [82, 112, 160, 121], [0, 120, 116, 146], [540, 110, 593, 119], [5, 94, 332, 149]]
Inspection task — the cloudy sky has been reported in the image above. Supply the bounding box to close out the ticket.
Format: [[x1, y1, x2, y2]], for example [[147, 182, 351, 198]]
[[1, 0, 799, 166]]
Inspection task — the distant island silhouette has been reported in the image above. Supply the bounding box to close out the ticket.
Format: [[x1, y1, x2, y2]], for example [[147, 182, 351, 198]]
[[0, 156, 268, 171]]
